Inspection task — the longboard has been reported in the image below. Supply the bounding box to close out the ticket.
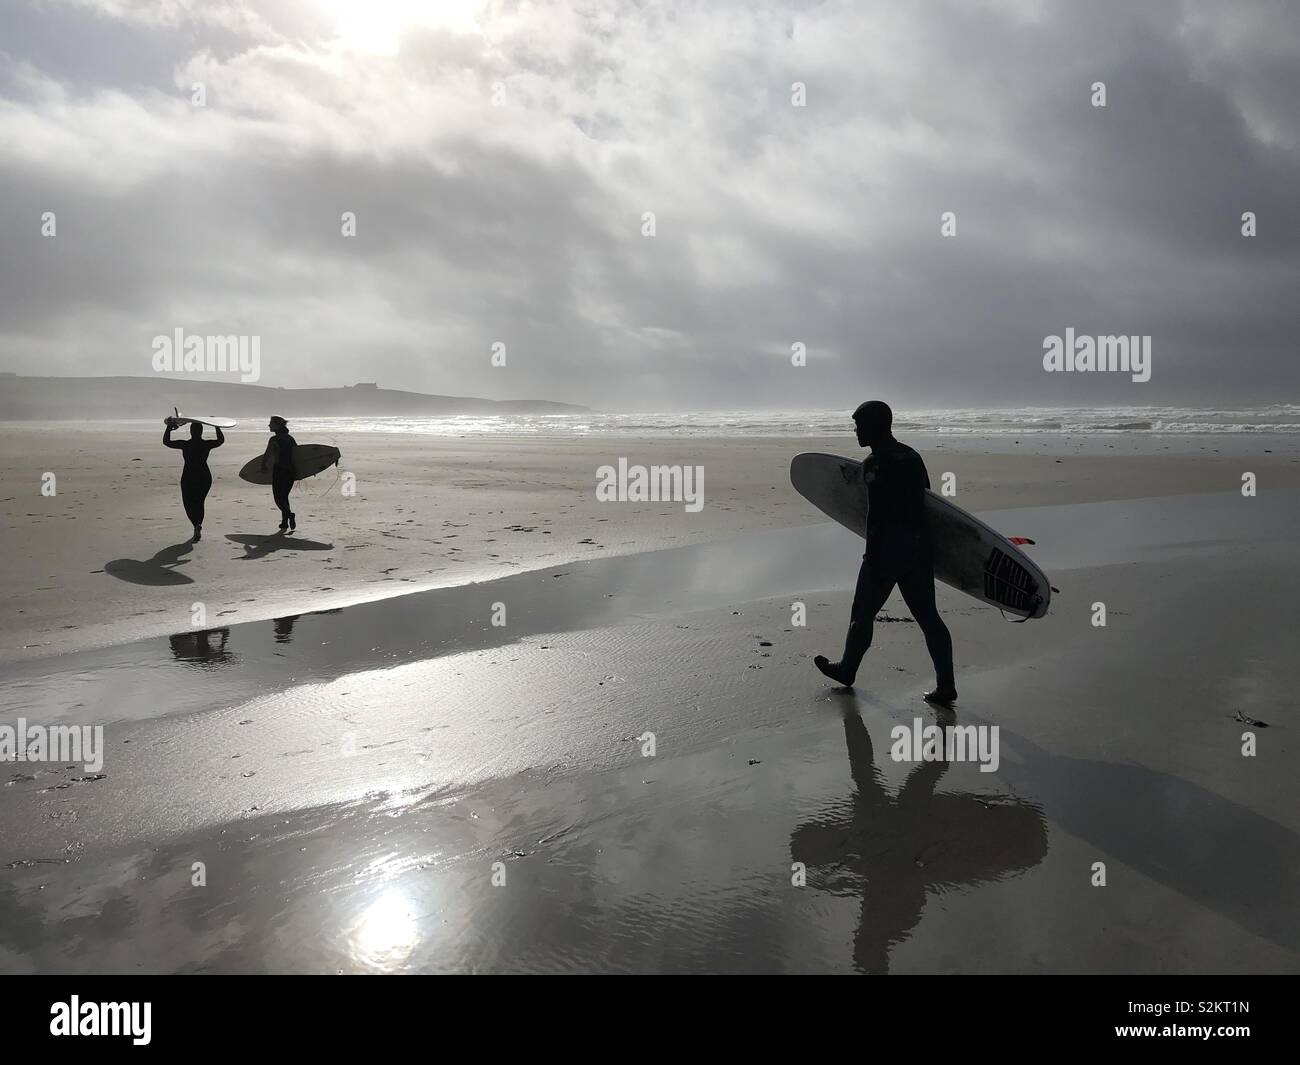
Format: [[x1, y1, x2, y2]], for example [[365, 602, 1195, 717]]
[[790, 452, 1051, 619], [167, 408, 238, 429], [239, 444, 342, 485]]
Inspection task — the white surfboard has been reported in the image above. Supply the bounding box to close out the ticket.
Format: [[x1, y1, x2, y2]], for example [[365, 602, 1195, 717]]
[[790, 452, 1051, 619], [168, 408, 238, 429]]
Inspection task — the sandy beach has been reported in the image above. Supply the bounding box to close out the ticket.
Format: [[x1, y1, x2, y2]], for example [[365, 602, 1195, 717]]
[[1, 426, 1297, 973], [4, 425, 1298, 661]]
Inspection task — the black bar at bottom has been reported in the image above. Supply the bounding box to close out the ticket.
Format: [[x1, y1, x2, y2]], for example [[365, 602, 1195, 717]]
[[3, 975, 1291, 1050]]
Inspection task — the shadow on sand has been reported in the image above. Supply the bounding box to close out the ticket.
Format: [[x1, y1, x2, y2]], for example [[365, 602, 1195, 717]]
[[103, 541, 195, 586], [225, 532, 334, 559]]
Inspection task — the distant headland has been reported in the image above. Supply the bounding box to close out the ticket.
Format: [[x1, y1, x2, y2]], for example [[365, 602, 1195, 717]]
[[0, 374, 591, 420]]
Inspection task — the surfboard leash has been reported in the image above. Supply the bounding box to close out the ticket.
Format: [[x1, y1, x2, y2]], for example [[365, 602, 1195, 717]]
[[309, 440, 344, 500]]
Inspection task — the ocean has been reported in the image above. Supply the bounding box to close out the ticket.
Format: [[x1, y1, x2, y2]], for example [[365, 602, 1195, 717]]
[[279, 405, 1300, 437], [10, 406, 1300, 437]]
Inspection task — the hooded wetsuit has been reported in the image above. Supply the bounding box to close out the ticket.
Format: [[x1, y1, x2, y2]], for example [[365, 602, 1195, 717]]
[[268, 431, 297, 524], [839, 438, 953, 688]]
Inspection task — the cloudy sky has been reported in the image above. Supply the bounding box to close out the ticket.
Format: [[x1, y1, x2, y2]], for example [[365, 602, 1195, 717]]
[[1, 0, 1296, 410]]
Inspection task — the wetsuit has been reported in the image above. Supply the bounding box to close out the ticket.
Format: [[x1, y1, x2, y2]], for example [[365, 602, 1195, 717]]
[[164, 426, 223, 528], [268, 432, 297, 525], [838, 438, 954, 687]]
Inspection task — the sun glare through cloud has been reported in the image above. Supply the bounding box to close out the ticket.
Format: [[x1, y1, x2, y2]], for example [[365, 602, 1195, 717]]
[[315, 0, 485, 52]]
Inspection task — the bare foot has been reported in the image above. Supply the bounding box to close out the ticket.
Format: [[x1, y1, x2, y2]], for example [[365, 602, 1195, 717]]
[[813, 655, 856, 687]]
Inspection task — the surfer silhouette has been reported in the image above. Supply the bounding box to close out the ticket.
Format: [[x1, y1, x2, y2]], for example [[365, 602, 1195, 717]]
[[260, 416, 297, 532], [163, 417, 223, 542], [813, 401, 956, 704]]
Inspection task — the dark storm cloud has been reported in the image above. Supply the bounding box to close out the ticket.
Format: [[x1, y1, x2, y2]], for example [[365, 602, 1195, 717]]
[[0, 0, 1296, 408]]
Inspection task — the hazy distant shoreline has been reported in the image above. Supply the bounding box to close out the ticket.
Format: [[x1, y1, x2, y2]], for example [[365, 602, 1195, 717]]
[[0, 374, 589, 420]]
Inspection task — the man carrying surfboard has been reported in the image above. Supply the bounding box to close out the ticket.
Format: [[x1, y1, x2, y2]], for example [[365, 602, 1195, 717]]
[[813, 401, 957, 705], [260, 416, 297, 532]]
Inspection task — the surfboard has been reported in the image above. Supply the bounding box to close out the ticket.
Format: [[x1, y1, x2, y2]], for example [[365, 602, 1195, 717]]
[[168, 408, 238, 429], [238, 444, 342, 485], [790, 452, 1051, 619]]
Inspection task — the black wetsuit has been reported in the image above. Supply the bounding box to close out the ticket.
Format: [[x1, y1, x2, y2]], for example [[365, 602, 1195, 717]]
[[839, 438, 954, 687], [164, 426, 223, 528], [269, 432, 296, 523]]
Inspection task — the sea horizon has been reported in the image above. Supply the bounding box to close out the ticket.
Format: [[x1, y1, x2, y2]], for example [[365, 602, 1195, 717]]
[[8, 404, 1300, 437]]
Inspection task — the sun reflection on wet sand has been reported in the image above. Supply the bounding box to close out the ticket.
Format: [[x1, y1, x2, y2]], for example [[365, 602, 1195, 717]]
[[349, 889, 422, 971]]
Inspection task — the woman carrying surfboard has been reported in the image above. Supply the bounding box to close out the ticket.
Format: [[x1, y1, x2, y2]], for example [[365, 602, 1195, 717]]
[[261, 416, 297, 532], [163, 416, 224, 542]]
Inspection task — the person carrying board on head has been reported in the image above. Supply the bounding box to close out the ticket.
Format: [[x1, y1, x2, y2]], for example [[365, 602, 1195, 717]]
[[260, 416, 297, 532], [163, 415, 224, 542], [813, 401, 957, 706]]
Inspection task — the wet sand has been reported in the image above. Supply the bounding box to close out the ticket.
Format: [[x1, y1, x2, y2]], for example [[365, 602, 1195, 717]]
[[1, 488, 1297, 973], [3, 426, 1298, 662]]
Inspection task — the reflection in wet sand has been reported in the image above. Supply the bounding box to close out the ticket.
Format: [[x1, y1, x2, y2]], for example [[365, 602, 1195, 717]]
[[1, 492, 1297, 973], [168, 628, 233, 666], [1, 698, 1294, 973], [792, 708, 1047, 973]]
